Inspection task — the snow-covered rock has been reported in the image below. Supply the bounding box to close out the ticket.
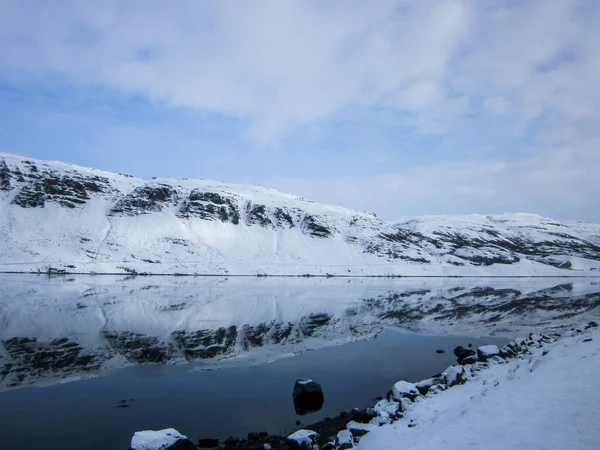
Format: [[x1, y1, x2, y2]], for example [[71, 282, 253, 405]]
[[287, 430, 320, 450], [2, 152, 600, 276], [347, 421, 378, 435], [415, 377, 442, 395], [442, 365, 468, 387], [130, 428, 196, 450], [477, 344, 500, 360], [374, 399, 400, 419], [336, 430, 354, 449], [391, 381, 420, 401]]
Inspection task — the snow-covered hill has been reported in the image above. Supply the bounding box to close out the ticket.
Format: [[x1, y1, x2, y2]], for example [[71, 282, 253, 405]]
[[1, 152, 600, 276]]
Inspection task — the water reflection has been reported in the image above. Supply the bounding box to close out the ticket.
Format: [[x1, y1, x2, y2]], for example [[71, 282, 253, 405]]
[[0, 276, 599, 391]]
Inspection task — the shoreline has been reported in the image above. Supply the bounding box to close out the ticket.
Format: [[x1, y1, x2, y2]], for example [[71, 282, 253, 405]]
[[135, 321, 599, 450], [2, 271, 600, 278]]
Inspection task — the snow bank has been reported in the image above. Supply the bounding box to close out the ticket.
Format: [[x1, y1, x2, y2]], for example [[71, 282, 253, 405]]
[[358, 324, 600, 450]]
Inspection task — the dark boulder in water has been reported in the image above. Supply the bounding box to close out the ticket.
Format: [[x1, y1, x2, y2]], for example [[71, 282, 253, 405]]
[[293, 379, 325, 415]]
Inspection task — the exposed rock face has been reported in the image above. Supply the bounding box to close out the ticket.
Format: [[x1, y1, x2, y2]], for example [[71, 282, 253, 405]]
[[102, 331, 174, 363], [246, 202, 273, 227], [178, 190, 240, 224], [4, 157, 113, 209], [0, 337, 99, 388], [302, 215, 332, 238], [274, 207, 296, 228], [0, 160, 11, 191], [110, 184, 180, 216], [172, 327, 238, 360]]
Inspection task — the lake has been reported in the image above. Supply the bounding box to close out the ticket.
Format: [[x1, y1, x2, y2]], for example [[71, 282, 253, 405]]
[[1, 275, 599, 449]]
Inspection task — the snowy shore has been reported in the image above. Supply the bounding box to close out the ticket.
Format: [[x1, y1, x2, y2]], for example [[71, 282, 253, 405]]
[[358, 322, 600, 450]]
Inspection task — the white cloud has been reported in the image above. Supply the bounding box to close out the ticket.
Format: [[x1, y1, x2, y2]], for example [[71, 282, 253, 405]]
[[0, 0, 475, 142], [0, 0, 598, 220], [269, 139, 600, 222], [483, 97, 512, 115]]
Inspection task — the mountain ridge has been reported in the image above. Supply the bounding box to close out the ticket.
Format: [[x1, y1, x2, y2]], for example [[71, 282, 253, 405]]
[[1, 152, 600, 276]]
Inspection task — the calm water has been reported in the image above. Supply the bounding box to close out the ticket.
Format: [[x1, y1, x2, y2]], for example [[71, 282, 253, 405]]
[[0, 275, 599, 449]]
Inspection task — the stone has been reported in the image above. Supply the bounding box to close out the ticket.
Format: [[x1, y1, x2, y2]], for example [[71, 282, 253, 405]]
[[477, 345, 500, 361], [335, 430, 354, 449], [415, 377, 441, 396], [442, 365, 468, 387], [499, 346, 516, 359], [373, 399, 399, 419], [390, 380, 420, 401], [287, 430, 320, 450], [454, 346, 476, 363], [131, 428, 197, 450], [346, 421, 377, 437], [293, 379, 325, 415], [460, 355, 479, 366]]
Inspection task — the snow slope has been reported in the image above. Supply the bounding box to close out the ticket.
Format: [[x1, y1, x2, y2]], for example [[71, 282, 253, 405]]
[[1, 152, 600, 276], [358, 325, 600, 450]]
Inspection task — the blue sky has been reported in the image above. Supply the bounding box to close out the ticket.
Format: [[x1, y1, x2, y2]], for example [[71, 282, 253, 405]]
[[0, 0, 599, 221]]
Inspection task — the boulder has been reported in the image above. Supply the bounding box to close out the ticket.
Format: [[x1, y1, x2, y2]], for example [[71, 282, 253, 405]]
[[477, 345, 500, 361], [335, 430, 354, 449], [346, 421, 377, 436], [453, 346, 476, 363], [415, 377, 441, 396], [293, 379, 325, 415], [460, 355, 479, 366], [499, 346, 516, 359], [131, 429, 197, 450], [287, 430, 320, 450], [373, 399, 399, 420], [390, 380, 420, 401], [442, 365, 468, 387]]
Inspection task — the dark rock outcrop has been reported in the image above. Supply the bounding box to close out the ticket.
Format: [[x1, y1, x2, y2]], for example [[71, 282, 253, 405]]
[[246, 203, 273, 227], [178, 190, 240, 224], [110, 184, 180, 216], [302, 215, 332, 238], [293, 380, 325, 415], [0, 159, 11, 190]]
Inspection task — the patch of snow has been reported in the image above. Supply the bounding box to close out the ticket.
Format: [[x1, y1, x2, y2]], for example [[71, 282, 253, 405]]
[[131, 428, 190, 450]]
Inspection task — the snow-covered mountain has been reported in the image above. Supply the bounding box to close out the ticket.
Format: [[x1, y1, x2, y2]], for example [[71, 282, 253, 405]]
[[1, 152, 600, 276]]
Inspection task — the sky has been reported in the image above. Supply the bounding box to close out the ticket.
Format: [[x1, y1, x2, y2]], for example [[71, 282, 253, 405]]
[[0, 0, 599, 222]]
